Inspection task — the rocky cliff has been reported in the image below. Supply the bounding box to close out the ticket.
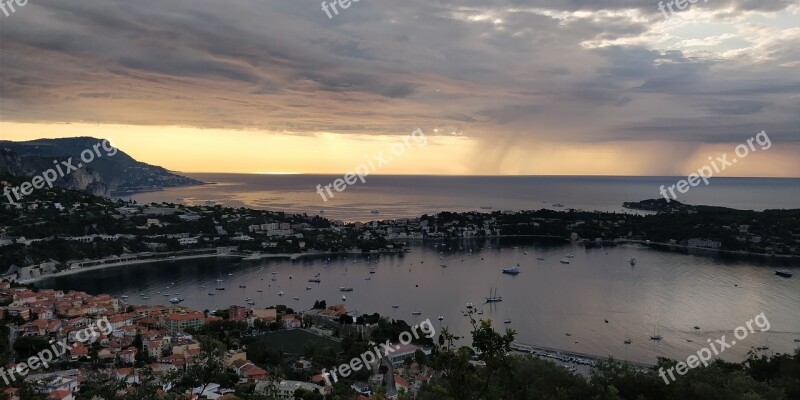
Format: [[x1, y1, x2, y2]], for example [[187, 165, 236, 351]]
[[0, 137, 203, 196]]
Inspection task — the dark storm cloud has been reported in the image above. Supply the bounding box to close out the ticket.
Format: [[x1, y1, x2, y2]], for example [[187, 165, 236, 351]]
[[0, 0, 797, 147]]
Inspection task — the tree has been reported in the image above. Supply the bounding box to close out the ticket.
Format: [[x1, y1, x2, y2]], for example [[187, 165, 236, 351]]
[[414, 348, 427, 366]]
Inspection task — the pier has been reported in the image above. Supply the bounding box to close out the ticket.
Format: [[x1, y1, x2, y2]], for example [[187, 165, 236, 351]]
[[510, 342, 656, 370]]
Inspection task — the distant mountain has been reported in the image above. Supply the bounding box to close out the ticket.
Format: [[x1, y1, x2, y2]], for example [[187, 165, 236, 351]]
[[0, 137, 204, 196]]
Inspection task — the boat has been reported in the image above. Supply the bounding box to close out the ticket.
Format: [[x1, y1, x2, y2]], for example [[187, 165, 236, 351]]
[[369, 270, 376, 274], [339, 287, 354, 292], [308, 278, 321, 283], [502, 266, 520, 275], [485, 288, 503, 303], [239, 284, 246, 288], [559, 259, 570, 264], [437, 315, 444, 321], [624, 339, 632, 344], [228, 273, 234, 276], [215, 287, 225, 291], [342, 295, 347, 301], [392, 304, 400, 309], [306, 286, 312, 290], [412, 311, 422, 316], [629, 258, 636, 265], [246, 299, 255, 305], [208, 292, 216, 296], [278, 291, 284, 296], [650, 325, 663, 341], [477, 310, 483, 315], [169, 297, 183, 304], [537, 257, 545, 261], [775, 270, 793, 278], [120, 295, 129, 299], [293, 297, 300, 300], [504, 319, 512, 324], [566, 254, 574, 258], [466, 302, 475, 309], [271, 271, 277, 275], [441, 264, 447, 268]]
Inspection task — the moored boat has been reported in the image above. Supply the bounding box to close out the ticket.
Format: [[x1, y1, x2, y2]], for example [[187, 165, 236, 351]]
[[775, 270, 793, 278]]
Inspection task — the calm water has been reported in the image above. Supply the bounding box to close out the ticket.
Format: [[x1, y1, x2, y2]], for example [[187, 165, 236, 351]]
[[36, 239, 800, 364], [120, 175, 800, 222]]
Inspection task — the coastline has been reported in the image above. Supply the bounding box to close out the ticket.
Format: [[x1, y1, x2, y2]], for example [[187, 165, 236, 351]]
[[17, 236, 796, 285], [18, 253, 237, 284], [18, 249, 407, 285], [621, 239, 800, 259]]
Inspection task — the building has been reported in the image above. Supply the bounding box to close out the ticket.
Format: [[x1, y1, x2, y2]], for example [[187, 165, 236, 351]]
[[687, 238, 722, 249], [386, 343, 431, 366], [164, 312, 204, 334], [229, 305, 250, 321]]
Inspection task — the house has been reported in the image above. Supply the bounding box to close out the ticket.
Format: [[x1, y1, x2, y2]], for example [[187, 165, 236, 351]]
[[47, 390, 74, 400], [386, 343, 431, 366], [230, 360, 268, 383], [282, 314, 301, 329], [164, 312, 204, 334], [69, 344, 89, 361], [119, 347, 138, 364], [116, 368, 141, 384], [269, 380, 326, 399]]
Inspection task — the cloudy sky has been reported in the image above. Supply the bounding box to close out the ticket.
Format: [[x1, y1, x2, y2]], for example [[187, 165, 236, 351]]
[[1, 0, 799, 176]]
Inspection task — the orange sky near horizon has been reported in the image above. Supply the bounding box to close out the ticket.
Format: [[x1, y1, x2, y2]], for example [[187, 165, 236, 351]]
[[2, 121, 799, 178]]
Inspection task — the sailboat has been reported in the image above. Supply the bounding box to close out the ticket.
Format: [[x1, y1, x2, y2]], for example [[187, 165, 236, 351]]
[[650, 325, 663, 341], [485, 288, 502, 303]]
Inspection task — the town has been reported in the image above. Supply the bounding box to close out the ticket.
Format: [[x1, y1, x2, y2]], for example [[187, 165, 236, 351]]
[[2, 181, 800, 282], [0, 280, 439, 399]]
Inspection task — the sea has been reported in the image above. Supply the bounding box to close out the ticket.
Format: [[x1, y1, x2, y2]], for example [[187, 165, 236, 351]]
[[115, 174, 800, 222], [33, 175, 800, 365]]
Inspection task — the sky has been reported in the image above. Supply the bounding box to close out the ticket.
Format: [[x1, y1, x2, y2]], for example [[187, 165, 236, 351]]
[[1, 0, 799, 176]]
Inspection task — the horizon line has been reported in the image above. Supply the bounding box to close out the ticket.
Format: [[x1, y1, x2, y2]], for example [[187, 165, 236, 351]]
[[172, 172, 800, 179]]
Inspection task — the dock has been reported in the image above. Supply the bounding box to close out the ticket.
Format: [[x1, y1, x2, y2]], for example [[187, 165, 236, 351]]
[[510, 342, 656, 370]]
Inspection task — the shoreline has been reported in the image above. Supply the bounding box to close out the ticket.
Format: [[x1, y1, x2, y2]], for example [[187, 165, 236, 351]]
[[18, 236, 796, 285], [19, 249, 408, 284], [620, 239, 800, 259], [19, 253, 235, 284]]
